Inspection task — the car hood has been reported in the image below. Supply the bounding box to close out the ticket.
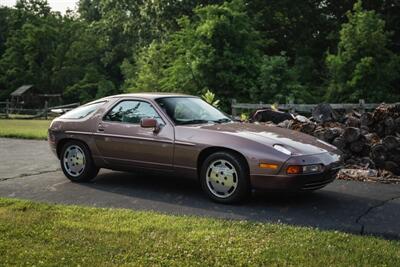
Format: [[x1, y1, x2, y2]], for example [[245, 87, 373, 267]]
[[196, 122, 337, 156]]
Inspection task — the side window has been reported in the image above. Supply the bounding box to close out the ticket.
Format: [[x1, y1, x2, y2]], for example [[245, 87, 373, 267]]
[[61, 101, 106, 119], [104, 100, 163, 124]]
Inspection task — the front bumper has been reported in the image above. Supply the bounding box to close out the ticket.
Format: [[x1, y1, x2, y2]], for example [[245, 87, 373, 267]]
[[250, 167, 340, 191], [48, 129, 58, 157], [250, 152, 342, 191]]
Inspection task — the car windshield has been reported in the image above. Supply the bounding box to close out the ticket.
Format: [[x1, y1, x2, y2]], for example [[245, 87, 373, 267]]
[[155, 97, 232, 125]]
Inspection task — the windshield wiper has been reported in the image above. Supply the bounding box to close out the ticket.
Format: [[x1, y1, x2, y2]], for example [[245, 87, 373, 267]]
[[177, 119, 212, 125], [213, 118, 232, 124], [177, 118, 232, 125]]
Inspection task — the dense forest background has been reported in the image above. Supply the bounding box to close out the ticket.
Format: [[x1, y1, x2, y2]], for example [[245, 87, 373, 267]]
[[0, 0, 399, 109]]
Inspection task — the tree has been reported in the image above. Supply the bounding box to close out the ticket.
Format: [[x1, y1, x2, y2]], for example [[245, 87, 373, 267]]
[[0, 0, 61, 97], [60, 19, 118, 103], [246, 0, 332, 96], [0, 7, 12, 56], [127, 0, 262, 105], [1, 0, 399, 105], [251, 54, 312, 104], [14, 0, 51, 16], [137, 0, 224, 46], [122, 41, 168, 92], [326, 0, 400, 102]]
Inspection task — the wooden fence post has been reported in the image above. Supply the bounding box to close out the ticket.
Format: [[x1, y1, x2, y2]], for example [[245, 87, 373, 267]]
[[6, 99, 9, 118], [231, 99, 237, 117], [359, 99, 365, 113], [44, 100, 48, 120], [289, 99, 295, 113]]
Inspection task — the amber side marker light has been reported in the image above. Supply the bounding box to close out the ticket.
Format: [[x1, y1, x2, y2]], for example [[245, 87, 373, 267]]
[[259, 163, 279, 170], [286, 165, 302, 174]]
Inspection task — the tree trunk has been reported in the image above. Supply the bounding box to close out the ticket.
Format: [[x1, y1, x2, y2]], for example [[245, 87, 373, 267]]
[[364, 133, 381, 145], [350, 139, 366, 153], [342, 127, 361, 143], [250, 109, 293, 124], [312, 103, 338, 123], [346, 115, 360, 128], [395, 117, 400, 133], [360, 112, 374, 126], [384, 161, 400, 175], [384, 117, 395, 135], [382, 135, 399, 150], [301, 122, 317, 134], [332, 136, 346, 150], [370, 144, 387, 164], [364, 133, 380, 145]]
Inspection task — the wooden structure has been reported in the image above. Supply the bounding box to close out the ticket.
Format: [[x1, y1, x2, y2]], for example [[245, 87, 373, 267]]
[[9, 85, 62, 109], [10, 85, 37, 108]]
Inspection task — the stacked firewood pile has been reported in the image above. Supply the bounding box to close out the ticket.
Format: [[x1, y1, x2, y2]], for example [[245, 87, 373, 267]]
[[251, 103, 400, 182]]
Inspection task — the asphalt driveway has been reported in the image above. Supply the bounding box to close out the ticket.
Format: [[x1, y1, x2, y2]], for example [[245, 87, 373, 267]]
[[1, 138, 400, 239]]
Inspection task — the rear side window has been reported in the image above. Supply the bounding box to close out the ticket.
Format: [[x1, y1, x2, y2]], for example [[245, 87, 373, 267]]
[[61, 101, 106, 119], [104, 100, 163, 124]]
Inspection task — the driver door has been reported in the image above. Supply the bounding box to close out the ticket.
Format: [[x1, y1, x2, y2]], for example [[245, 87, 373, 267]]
[[94, 99, 174, 171]]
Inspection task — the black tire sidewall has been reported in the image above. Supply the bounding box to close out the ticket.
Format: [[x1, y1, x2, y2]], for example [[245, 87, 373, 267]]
[[60, 141, 98, 182], [200, 152, 249, 204]]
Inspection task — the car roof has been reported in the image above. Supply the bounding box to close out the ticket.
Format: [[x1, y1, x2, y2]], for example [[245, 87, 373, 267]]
[[108, 92, 196, 100]]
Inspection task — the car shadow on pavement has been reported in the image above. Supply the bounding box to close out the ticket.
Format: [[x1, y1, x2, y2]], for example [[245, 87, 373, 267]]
[[79, 169, 400, 240]]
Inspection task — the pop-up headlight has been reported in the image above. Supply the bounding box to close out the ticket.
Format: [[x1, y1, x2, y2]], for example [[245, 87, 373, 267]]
[[273, 144, 292, 156]]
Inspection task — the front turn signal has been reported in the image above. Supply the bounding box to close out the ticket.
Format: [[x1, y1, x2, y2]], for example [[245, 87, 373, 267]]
[[259, 163, 279, 170], [286, 165, 302, 174]]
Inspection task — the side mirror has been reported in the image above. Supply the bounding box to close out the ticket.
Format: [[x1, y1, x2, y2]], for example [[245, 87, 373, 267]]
[[140, 118, 160, 133]]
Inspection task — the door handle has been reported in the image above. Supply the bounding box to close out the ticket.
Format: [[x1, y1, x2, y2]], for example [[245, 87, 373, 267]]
[[98, 123, 105, 132]]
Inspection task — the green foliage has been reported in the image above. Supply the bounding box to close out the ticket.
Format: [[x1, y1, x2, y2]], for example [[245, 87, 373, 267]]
[[1, 197, 400, 266], [96, 80, 116, 99], [64, 66, 117, 103], [326, 0, 400, 102], [123, 41, 168, 93], [127, 0, 262, 106], [251, 55, 313, 104], [201, 89, 220, 107], [240, 112, 249, 121], [0, 0, 399, 106], [0, 1, 61, 97]]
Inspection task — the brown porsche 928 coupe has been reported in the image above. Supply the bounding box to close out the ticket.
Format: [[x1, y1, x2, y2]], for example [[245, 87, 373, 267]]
[[48, 93, 342, 203]]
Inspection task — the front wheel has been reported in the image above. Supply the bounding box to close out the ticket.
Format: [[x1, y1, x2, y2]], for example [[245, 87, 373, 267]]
[[200, 152, 250, 204], [60, 141, 99, 182]]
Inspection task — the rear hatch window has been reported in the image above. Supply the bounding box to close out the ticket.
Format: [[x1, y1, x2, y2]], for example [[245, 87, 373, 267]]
[[60, 101, 106, 119]]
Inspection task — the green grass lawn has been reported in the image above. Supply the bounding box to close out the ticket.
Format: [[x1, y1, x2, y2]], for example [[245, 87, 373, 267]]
[[0, 119, 50, 140], [0, 198, 399, 266]]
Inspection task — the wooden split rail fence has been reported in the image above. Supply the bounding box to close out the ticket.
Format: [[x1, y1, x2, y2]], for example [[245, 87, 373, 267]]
[[231, 99, 381, 117], [0, 100, 80, 119]]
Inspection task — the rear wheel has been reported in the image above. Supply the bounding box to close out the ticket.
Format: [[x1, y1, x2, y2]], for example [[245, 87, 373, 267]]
[[60, 141, 99, 182], [200, 152, 250, 204]]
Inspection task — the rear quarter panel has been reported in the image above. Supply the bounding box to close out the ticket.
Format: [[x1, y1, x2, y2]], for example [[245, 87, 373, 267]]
[[48, 99, 119, 166]]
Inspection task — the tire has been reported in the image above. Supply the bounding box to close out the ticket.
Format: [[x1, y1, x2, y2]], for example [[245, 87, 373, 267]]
[[200, 151, 250, 204], [60, 140, 99, 182]]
